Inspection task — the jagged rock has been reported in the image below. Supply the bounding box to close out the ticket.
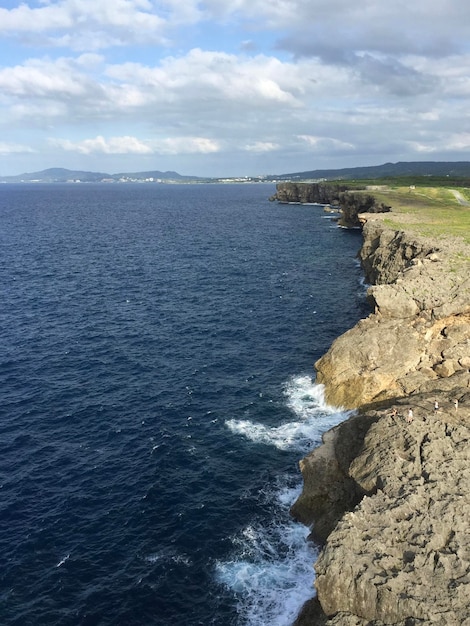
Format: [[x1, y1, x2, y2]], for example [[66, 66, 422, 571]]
[[314, 406, 470, 625], [367, 284, 420, 318], [460, 356, 470, 368], [434, 360, 457, 377], [269, 182, 347, 204], [315, 318, 422, 408], [290, 413, 378, 543], [270, 183, 390, 227], [292, 214, 470, 626], [358, 222, 437, 285], [293, 394, 470, 626], [315, 221, 470, 409]]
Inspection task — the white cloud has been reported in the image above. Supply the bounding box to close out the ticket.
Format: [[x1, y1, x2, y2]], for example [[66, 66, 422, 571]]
[[155, 137, 221, 154], [106, 49, 305, 107], [0, 49, 313, 121], [446, 133, 470, 151], [52, 135, 154, 154], [407, 142, 438, 154], [0, 51, 316, 142], [0, 43, 462, 173], [406, 132, 470, 154], [157, 0, 203, 24], [0, 59, 92, 98], [9, 101, 69, 123], [51, 134, 221, 155], [0, 141, 35, 154], [203, 1, 470, 60], [298, 135, 355, 151], [0, 0, 169, 50], [2, 1, 470, 60], [0, 3, 72, 32], [244, 142, 280, 152], [1, 1, 470, 175]]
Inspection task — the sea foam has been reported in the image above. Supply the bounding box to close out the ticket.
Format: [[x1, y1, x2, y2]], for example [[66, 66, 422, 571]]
[[218, 375, 351, 624], [215, 483, 318, 626], [226, 375, 350, 453]]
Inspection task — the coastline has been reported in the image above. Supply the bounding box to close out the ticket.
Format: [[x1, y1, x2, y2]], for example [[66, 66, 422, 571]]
[[281, 192, 470, 624]]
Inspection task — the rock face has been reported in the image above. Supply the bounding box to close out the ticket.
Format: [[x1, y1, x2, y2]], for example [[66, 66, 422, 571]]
[[290, 413, 379, 544], [315, 219, 470, 409], [269, 182, 348, 205], [311, 398, 470, 626], [270, 183, 390, 227], [292, 215, 470, 625]]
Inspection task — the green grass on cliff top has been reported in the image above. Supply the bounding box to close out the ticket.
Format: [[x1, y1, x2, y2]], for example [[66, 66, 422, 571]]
[[354, 184, 470, 244]]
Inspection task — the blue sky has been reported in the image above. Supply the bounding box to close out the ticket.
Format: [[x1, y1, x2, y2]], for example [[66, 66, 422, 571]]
[[1, 0, 470, 177]]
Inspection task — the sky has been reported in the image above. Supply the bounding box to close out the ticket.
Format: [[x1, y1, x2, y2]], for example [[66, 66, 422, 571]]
[[1, 1, 470, 177]]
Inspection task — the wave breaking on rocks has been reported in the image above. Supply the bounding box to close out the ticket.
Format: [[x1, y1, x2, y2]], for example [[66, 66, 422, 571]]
[[287, 197, 470, 625]]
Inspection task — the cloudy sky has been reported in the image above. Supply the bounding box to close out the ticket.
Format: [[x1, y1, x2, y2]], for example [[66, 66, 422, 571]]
[[1, 1, 470, 177]]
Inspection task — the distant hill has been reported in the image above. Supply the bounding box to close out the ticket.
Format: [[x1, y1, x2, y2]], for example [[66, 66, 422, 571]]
[[270, 161, 470, 181], [0, 167, 201, 183], [113, 169, 186, 181], [4, 161, 470, 184]]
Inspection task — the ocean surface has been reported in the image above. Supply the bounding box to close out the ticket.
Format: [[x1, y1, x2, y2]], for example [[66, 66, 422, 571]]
[[0, 183, 368, 626]]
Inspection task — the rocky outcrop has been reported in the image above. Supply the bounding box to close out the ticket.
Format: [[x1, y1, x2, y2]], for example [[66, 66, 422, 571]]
[[269, 182, 348, 205], [315, 219, 470, 409], [294, 393, 470, 626], [270, 183, 390, 227], [290, 412, 379, 544], [292, 214, 470, 625]]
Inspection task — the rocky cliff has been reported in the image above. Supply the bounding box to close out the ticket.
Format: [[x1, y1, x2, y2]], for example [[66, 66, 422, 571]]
[[269, 182, 349, 205], [291, 214, 470, 625], [270, 183, 391, 227], [315, 219, 470, 410]]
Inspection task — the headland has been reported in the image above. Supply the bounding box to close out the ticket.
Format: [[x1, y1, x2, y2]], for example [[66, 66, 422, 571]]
[[271, 182, 470, 625]]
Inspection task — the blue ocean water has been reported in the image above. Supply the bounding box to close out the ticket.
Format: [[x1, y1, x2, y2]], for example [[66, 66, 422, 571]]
[[0, 183, 367, 625]]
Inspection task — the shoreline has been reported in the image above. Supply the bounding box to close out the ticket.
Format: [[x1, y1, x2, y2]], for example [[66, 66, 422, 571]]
[[285, 199, 470, 624]]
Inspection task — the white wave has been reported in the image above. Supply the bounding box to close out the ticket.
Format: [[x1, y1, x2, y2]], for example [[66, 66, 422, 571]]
[[283, 375, 336, 418], [215, 516, 318, 626], [218, 377, 355, 623], [171, 554, 192, 566], [358, 275, 370, 296], [56, 554, 70, 568], [276, 482, 302, 508], [226, 375, 351, 452], [225, 418, 310, 451], [145, 553, 162, 564], [144, 550, 192, 567]]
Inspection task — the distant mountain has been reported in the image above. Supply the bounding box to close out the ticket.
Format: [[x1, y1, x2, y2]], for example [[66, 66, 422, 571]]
[[270, 161, 470, 181], [0, 168, 108, 183], [113, 169, 186, 180], [4, 161, 470, 184], [0, 167, 201, 183]]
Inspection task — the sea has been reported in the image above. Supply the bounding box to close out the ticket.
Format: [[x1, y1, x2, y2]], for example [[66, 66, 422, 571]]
[[0, 183, 368, 626]]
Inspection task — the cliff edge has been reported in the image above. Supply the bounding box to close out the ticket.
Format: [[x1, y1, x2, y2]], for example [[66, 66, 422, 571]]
[[316, 219, 470, 409], [269, 182, 391, 228], [291, 212, 470, 625]]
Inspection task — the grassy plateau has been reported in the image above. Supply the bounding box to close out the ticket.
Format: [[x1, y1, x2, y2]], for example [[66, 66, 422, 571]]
[[343, 179, 470, 244]]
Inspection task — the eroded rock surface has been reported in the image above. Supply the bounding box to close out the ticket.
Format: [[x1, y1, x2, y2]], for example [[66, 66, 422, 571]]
[[270, 183, 390, 227], [315, 400, 470, 626], [292, 215, 470, 625], [315, 220, 470, 409]]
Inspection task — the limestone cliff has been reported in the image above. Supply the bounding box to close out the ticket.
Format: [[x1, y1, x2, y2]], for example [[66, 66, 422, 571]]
[[292, 215, 470, 625], [269, 182, 349, 205], [315, 219, 470, 410], [270, 183, 391, 227]]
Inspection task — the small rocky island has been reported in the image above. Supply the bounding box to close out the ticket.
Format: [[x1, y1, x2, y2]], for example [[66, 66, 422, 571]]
[[273, 183, 470, 625]]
